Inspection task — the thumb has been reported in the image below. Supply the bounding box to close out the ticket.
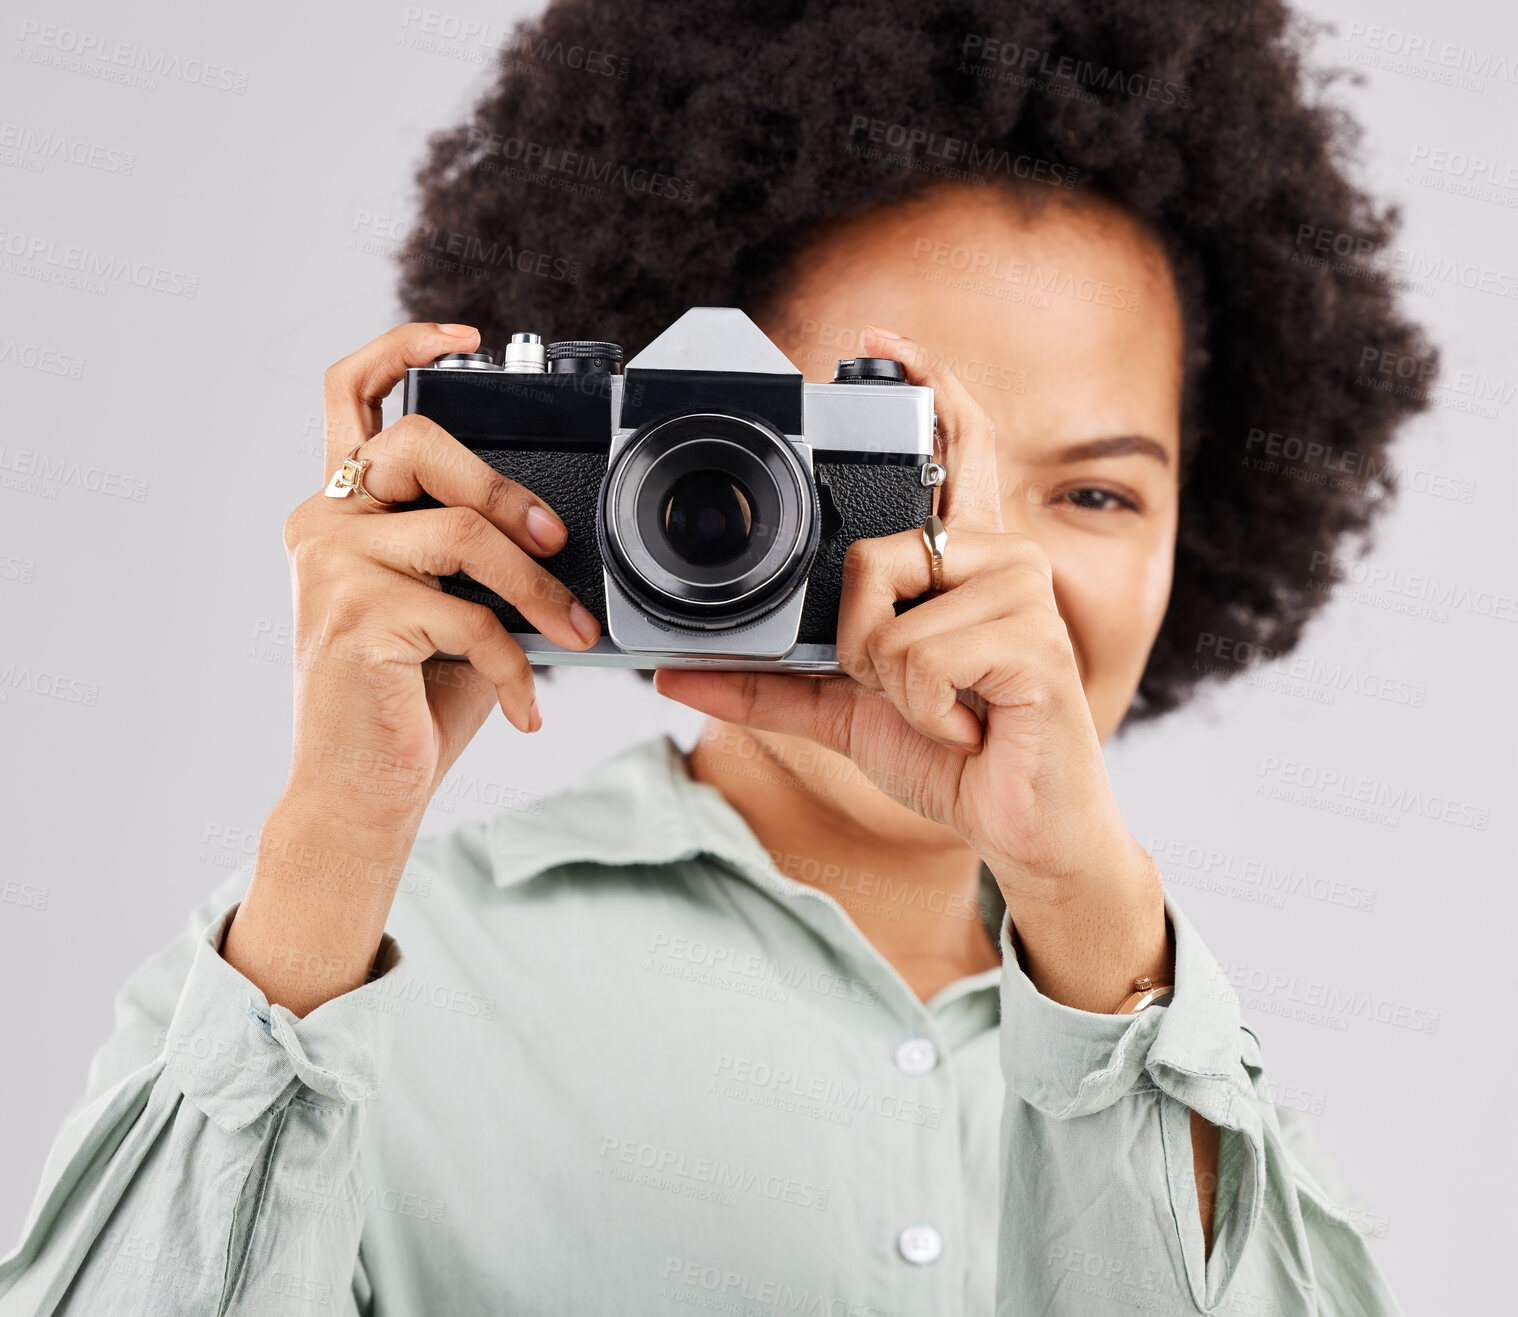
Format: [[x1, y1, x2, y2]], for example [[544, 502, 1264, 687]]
[[652, 669, 857, 755]]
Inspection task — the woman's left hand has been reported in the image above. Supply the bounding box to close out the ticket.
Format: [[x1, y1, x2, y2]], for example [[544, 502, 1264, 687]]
[[654, 326, 1170, 1011]]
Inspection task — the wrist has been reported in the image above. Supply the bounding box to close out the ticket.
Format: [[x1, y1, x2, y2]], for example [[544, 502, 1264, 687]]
[[271, 780, 427, 853], [996, 840, 1171, 1013], [285, 738, 436, 830], [222, 795, 420, 1017], [255, 792, 422, 918]]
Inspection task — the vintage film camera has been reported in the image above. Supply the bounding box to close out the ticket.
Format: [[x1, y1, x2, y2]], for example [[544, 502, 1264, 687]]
[[402, 307, 941, 670]]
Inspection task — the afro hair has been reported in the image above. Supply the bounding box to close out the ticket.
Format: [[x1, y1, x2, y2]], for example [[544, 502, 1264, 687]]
[[397, 0, 1434, 720]]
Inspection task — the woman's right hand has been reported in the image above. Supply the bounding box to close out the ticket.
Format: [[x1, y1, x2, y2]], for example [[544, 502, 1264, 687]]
[[222, 323, 600, 1014], [281, 322, 602, 831]]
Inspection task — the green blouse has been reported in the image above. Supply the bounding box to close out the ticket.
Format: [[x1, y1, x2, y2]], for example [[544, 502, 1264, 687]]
[[0, 735, 1401, 1315]]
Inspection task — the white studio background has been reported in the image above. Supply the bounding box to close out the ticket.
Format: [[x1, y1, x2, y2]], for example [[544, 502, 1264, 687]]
[[1, 3, 1512, 1311]]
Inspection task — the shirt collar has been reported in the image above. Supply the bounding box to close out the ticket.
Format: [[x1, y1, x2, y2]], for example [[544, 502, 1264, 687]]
[[486, 732, 1008, 948], [487, 733, 778, 888]]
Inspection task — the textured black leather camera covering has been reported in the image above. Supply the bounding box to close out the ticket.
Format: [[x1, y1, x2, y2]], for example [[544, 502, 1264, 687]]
[[800, 460, 932, 644], [411, 450, 930, 645], [402, 447, 610, 631]]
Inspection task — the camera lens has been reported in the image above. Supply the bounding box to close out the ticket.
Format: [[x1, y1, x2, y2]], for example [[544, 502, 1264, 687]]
[[599, 413, 819, 630], [660, 470, 755, 566]]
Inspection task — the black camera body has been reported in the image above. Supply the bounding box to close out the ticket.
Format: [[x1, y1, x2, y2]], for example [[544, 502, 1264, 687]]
[[401, 307, 940, 671]]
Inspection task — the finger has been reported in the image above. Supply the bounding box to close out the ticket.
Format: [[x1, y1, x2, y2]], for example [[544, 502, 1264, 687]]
[[323, 322, 481, 476], [338, 413, 569, 558], [421, 655, 502, 754], [859, 325, 1003, 532], [866, 566, 1056, 739], [652, 669, 863, 759], [887, 620, 1017, 751], [394, 587, 541, 733], [349, 507, 601, 652], [895, 612, 1082, 746], [838, 529, 1049, 688]]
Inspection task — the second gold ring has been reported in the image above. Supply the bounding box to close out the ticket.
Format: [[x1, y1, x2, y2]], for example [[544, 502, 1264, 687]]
[[921, 513, 946, 595]]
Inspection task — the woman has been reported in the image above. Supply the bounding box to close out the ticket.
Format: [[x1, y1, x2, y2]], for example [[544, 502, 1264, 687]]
[[0, 0, 1427, 1313]]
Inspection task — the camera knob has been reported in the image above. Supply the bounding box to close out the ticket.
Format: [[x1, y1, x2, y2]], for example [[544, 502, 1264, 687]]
[[833, 357, 907, 385], [501, 332, 547, 374], [546, 340, 624, 374], [431, 351, 498, 370]]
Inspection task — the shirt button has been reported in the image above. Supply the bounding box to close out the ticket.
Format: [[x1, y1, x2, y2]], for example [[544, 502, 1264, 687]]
[[898, 1224, 943, 1266], [894, 1036, 938, 1076]]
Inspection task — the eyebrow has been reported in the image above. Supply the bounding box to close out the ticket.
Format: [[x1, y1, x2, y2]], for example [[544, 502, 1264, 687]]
[[1043, 436, 1173, 468]]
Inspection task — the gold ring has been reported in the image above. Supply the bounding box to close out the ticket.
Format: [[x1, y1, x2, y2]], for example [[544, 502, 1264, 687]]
[[323, 446, 397, 509], [921, 513, 946, 595]]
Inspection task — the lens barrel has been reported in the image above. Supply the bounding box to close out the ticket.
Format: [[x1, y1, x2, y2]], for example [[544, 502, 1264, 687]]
[[599, 413, 818, 629]]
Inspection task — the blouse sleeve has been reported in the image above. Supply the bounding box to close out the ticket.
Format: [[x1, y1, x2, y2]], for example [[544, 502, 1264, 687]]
[[993, 893, 1404, 1316]]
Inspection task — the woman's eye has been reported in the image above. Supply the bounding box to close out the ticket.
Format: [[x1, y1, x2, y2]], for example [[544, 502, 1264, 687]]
[[1054, 486, 1139, 512]]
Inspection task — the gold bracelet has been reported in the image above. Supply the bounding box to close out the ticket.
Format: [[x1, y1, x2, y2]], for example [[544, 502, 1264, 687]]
[[1115, 976, 1174, 1014]]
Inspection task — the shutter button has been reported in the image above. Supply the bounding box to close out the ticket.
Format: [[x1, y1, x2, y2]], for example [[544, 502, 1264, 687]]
[[897, 1224, 943, 1266], [894, 1037, 938, 1076]]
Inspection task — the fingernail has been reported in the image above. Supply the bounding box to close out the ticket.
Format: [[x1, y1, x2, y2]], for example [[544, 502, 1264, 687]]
[[527, 699, 542, 733], [526, 505, 566, 552], [569, 601, 600, 645], [438, 323, 476, 336], [865, 325, 902, 340]]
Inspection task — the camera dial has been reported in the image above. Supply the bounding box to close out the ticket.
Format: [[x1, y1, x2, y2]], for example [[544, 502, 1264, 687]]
[[833, 357, 907, 385], [547, 340, 624, 374], [432, 352, 498, 370]]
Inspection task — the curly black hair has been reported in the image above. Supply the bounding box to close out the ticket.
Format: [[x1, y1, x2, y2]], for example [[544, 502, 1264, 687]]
[[397, 0, 1433, 721]]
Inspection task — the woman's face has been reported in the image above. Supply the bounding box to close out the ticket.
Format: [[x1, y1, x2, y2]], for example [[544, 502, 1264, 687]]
[[762, 185, 1184, 741]]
